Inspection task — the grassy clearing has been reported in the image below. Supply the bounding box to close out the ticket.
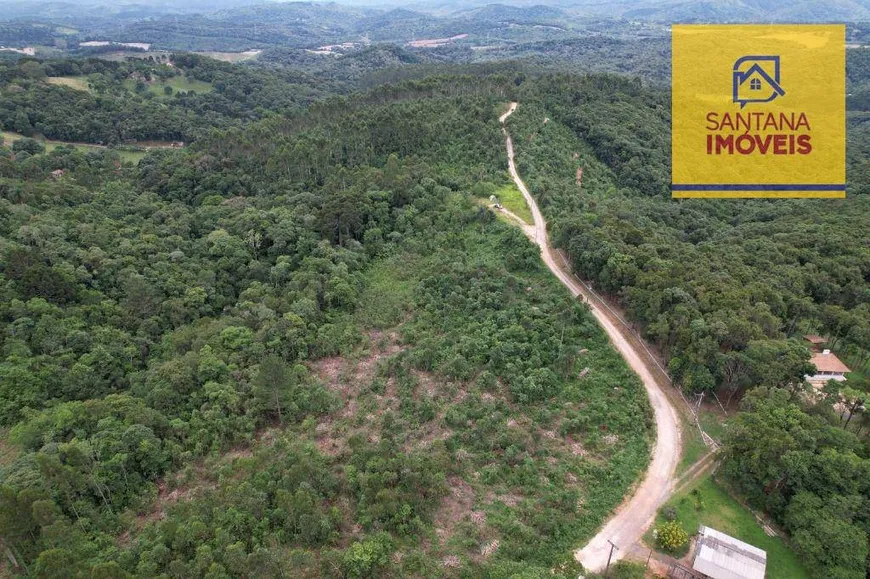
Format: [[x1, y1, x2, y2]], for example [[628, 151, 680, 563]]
[[194, 50, 261, 63], [495, 182, 534, 224], [123, 76, 213, 97], [1, 131, 22, 145], [698, 408, 729, 442], [646, 473, 811, 579], [677, 421, 708, 475], [118, 150, 147, 163], [2, 130, 148, 164], [47, 76, 90, 91], [44, 142, 99, 154], [677, 406, 730, 475], [3, 130, 101, 153], [353, 256, 418, 329]]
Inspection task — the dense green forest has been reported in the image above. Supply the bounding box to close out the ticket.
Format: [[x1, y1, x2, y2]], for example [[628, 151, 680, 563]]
[[506, 74, 870, 399], [0, 26, 869, 578], [0, 55, 327, 145], [722, 387, 870, 579], [0, 73, 656, 577]]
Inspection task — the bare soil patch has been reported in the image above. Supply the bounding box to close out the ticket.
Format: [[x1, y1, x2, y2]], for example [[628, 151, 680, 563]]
[[433, 475, 475, 544], [407, 34, 468, 48]]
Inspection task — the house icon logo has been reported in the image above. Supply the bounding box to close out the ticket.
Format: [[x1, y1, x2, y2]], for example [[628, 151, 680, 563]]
[[732, 55, 785, 108]]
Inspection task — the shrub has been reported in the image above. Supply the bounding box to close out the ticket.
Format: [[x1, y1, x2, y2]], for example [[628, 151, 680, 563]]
[[609, 561, 646, 579], [342, 533, 392, 578], [12, 138, 45, 155], [662, 506, 677, 521], [692, 488, 705, 511], [655, 521, 688, 552]]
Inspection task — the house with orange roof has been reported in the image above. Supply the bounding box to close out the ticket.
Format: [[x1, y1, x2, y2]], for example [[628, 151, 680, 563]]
[[805, 349, 851, 385], [803, 334, 827, 351]]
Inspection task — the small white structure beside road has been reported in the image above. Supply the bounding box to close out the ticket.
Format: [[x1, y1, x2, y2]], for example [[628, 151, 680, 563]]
[[691, 525, 766, 579]]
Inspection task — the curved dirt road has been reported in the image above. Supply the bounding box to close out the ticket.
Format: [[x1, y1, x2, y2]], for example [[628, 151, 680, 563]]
[[499, 103, 681, 573]]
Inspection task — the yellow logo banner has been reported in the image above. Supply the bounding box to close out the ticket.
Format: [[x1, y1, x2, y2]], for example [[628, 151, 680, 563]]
[[672, 25, 845, 198]]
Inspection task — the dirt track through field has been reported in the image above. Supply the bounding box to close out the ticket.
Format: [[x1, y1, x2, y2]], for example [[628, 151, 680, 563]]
[[499, 102, 682, 573]]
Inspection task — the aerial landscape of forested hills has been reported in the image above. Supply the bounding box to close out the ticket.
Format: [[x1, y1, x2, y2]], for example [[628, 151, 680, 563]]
[[0, 68, 658, 578], [0, 1, 869, 578], [6, 1, 870, 88]]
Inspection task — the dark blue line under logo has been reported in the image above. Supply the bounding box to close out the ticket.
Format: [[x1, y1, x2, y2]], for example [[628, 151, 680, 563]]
[[672, 184, 845, 191]]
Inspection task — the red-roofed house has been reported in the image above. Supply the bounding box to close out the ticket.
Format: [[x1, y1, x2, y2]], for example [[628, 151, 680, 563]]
[[806, 349, 851, 385], [803, 334, 827, 351]]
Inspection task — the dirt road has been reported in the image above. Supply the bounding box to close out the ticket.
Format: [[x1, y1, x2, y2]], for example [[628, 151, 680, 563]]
[[499, 102, 681, 573]]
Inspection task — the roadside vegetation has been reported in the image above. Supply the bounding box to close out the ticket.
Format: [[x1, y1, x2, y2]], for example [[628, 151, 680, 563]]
[[492, 182, 534, 224], [506, 75, 870, 578], [507, 77, 869, 401]]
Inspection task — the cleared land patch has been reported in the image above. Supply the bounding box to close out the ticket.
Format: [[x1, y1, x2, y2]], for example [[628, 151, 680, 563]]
[[495, 182, 534, 224], [113, 219, 652, 575], [2, 130, 156, 163], [124, 76, 213, 96], [47, 76, 91, 91], [194, 50, 262, 63]]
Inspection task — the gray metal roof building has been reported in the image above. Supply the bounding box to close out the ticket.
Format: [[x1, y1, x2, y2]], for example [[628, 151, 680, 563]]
[[692, 525, 767, 579]]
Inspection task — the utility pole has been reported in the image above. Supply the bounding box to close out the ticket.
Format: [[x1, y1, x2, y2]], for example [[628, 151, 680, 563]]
[[605, 540, 618, 576]]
